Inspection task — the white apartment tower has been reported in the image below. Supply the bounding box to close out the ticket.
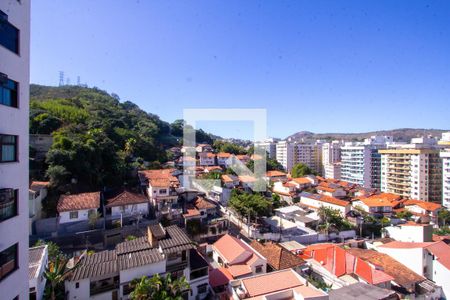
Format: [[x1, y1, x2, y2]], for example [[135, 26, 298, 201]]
[[276, 141, 295, 172], [255, 138, 279, 159], [322, 141, 342, 179], [441, 150, 450, 208], [0, 1, 30, 299], [340, 136, 392, 188], [380, 139, 442, 203]]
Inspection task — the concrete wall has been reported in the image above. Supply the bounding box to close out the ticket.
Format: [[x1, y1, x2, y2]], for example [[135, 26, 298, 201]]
[[110, 203, 148, 218], [59, 208, 96, 224]]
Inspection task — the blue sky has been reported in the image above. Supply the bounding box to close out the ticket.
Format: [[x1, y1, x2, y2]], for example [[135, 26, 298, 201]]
[[31, 0, 450, 139]]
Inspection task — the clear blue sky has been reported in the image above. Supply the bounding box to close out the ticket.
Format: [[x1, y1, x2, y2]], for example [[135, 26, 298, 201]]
[[31, 0, 450, 139]]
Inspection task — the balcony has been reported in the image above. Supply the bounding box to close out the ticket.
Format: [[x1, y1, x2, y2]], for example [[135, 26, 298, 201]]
[[166, 261, 188, 273], [90, 277, 119, 296]]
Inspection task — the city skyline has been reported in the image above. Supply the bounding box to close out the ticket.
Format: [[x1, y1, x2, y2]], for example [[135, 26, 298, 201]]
[[31, 0, 450, 139]]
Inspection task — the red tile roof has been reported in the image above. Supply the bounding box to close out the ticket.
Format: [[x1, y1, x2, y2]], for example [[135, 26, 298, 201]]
[[379, 241, 436, 249], [241, 269, 304, 297], [30, 181, 50, 192], [209, 267, 233, 288], [249, 241, 305, 270], [183, 205, 201, 218], [139, 169, 179, 188], [217, 152, 232, 158], [292, 177, 312, 185], [57, 192, 100, 212], [425, 241, 450, 270], [194, 196, 216, 210], [404, 199, 442, 211], [213, 234, 253, 264], [239, 175, 257, 183], [266, 170, 286, 177], [106, 191, 147, 207]]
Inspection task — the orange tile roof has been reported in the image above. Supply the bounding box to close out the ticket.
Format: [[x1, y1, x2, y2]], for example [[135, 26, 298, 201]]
[[228, 264, 252, 277], [217, 152, 232, 158], [251, 154, 263, 160], [221, 175, 235, 183], [291, 177, 312, 185], [106, 191, 148, 207], [209, 267, 233, 288], [213, 234, 253, 264], [317, 186, 336, 193], [139, 169, 179, 188], [266, 170, 286, 177], [236, 154, 250, 160], [194, 196, 216, 210], [205, 166, 222, 172], [379, 241, 436, 249], [317, 195, 350, 207], [404, 199, 442, 211], [57, 192, 100, 212], [426, 241, 450, 270], [239, 175, 257, 183], [249, 241, 305, 270], [241, 269, 304, 297], [183, 205, 201, 218], [30, 181, 50, 192], [357, 194, 400, 207]]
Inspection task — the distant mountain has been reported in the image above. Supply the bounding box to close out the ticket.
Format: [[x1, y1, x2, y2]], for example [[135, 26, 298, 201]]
[[286, 128, 449, 143]]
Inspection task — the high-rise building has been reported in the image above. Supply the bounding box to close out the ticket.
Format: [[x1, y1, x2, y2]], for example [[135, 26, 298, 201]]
[[294, 142, 322, 175], [255, 138, 280, 159], [322, 141, 342, 179], [276, 141, 295, 172], [0, 0, 30, 299], [379, 138, 442, 203], [441, 150, 450, 208], [340, 136, 392, 188]]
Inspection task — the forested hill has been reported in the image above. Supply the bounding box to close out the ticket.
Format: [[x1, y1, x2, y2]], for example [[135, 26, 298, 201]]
[[29, 84, 214, 190]]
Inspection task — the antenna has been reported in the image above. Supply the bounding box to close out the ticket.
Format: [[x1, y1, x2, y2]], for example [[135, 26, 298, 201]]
[[59, 71, 64, 86], [77, 76, 81, 86]]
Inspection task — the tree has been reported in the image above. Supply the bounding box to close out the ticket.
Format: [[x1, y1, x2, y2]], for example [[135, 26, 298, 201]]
[[438, 209, 450, 227], [44, 255, 76, 300], [130, 274, 189, 300], [291, 163, 315, 178], [88, 211, 101, 229], [229, 190, 272, 218], [34, 240, 62, 262], [396, 210, 412, 220]]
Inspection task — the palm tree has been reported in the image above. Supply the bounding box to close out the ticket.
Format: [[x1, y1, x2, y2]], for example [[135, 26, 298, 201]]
[[44, 255, 76, 300], [130, 274, 189, 300]]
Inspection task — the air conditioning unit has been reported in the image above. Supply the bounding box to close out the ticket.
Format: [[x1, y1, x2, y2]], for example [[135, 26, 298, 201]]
[[0, 188, 14, 203]]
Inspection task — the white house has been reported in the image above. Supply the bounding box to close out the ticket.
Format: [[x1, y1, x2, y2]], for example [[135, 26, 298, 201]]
[[57, 192, 100, 224], [29, 181, 49, 232], [383, 223, 434, 243], [378, 241, 450, 298], [265, 170, 288, 183], [212, 234, 267, 279], [29, 245, 48, 300], [351, 194, 400, 217], [403, 199, 442, 225], [199, 152, 216, 166], [105, 190, 149, 219], [299, 192, 351, 216]]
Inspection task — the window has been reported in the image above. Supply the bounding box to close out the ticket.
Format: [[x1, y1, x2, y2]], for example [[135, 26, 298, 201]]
[[0, 189, 18, 222], [75, 282, 79, 288], [197, 284, 208, 294], [0, 10, 19, 54], [255, 265, 263, 273], [69, 211, 78, 219], [0, 135, 17, 162], [159, 189, 167, 194], [0, 243, 18, 281], [0, 74, 18, 108]]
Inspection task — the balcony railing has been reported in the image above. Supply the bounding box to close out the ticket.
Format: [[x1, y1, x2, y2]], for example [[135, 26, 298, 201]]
[[90, 283, 118, 296]]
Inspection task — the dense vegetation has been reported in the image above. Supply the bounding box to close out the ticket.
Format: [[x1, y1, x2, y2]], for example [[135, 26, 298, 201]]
[[229, 190, 273, 218], [30, 85, 215, 190], [291, 163, 316, 178]]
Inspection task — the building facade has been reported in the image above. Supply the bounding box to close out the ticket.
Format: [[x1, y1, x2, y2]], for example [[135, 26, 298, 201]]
[[0, 1, 30, 299], [440, 150, 450, 208], [276, 141, 295, 172], [380, 148, 442, 203]]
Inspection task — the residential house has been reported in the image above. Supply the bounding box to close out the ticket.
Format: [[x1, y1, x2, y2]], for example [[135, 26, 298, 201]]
[[249, 241, 305, 271], [316, 182, 347, 198], [236, 154, 250, 165], [57, 192, 101, 224], [301, 244, 394, 290], [290, 176, 316, 190], [65, 224, 210, 300], [138, 169, 181, 219], [265, 170, 288, 184], [377, 240, 450, 298], [212, 234, 267, 279], [199, 152, 216, 166], [403, 199, 442, 225], [299, 192, 351, 216], [105, 190, 149, 220], [229, 268, 328, 300], [383, 223, 434, 243], [351, 193, 401, 217], [221, 174, 239, 188], [238, 175, 257, 191], [217, 152, 232, 167], [204, 166, 222, 173], [272, 181, 297, 201], [29, 245, 48, 300], [196, 144, 213, 153], [29, 181, 49, 232]]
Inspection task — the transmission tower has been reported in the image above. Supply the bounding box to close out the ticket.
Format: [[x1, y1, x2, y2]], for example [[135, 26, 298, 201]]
[[59, 71, 64, 86], [77, 76, 81, 86]]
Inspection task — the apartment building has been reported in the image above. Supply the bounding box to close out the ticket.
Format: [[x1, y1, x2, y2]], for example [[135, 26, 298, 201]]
[[0, 1, 30, 299], [255, 138, 279, 159], [322, 141, 342, 179], [276, 140, 295, 172], [340, 136, 392, 188], [441, 150, 450, 208], [294, 142, 322, 175], [379, 141, 442, 203]]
